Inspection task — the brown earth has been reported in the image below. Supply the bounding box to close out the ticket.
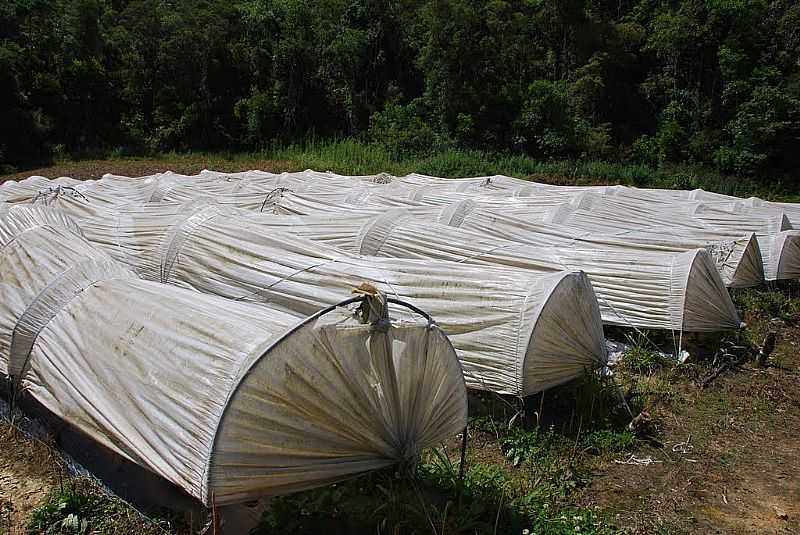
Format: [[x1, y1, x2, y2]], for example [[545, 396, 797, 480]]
[[578, 329, 800, 534], [0, 156, 296, 182], [0, 425, 62, 534]]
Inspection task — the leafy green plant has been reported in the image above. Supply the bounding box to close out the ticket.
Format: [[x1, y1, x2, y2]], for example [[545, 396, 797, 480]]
[[368, 100, 441, 158], [620, 345, 671, 375], [26, 479, 173, 535], [582, 430, 636, 454], [734, 287, 800, 322], [500, 427, 566, 468], [617, 331, 674, 375]]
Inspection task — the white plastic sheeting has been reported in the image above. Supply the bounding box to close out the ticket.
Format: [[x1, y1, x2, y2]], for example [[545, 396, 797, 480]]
[[0, 207, 468, 505], [254, 193, 762, 290], [239, 174, 787, 283], [541, 194, 798, 282], [229, 208, 741, 332], [3, 171, 790, 285], [690, 204, 799, 281], [241, 185, 767, 289], [71, 200, 608, 396], [0, 176, 83, 203], [434, 200, 764, 289], [494, 182, 800, 281]]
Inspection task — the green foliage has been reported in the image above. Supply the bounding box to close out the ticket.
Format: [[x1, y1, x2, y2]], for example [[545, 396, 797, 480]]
[[620, 334, 674, 375], [3, 0, 800, 182], [253, 447, 620, 535], [734, 286, 800, 322], [582, 430, 637, 454], [499, 426, 571, 468], [716, 86, 800, 175], [368, 100, 440, 157], [29, 482, 102, 534], [515, 80, 580, 158], [261, 140, 662, 186], [26, 479, 173, 534]]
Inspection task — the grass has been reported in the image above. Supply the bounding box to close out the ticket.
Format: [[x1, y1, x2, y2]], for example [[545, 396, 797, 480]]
[[252, 419, 623, 535], [26, 479, 177, 535], [734, 283, 800, 323], [261, 139, 800, 200], [4, 139, 800, 201]]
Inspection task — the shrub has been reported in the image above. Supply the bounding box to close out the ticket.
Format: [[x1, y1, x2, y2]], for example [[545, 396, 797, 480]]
[[368, 100, 439, 157], [514, 80, 582, 159], [734, 287, 800, 322], [582, 430, 637, 454], [620, 344, 671, 375], [632, 135, 658, 166]]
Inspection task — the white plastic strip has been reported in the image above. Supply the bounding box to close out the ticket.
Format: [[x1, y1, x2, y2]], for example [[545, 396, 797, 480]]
[[437, 199, 476, 227], [355, 209, 411, 256], [159, 204, 224, 282], [9, 259, 137, 382]]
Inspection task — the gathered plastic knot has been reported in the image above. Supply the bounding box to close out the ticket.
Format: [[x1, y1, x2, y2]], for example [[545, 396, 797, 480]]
[[373, 173, 393, 184], [352, 282, 390, 332]]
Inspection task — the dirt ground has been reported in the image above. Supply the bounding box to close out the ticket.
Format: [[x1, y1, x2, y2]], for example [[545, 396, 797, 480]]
[[577, 328, 800, 534], [0, 156, 297, 182], [0, 424, 62, 534]]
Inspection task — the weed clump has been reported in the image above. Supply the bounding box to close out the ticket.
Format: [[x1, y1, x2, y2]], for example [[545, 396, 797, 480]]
[[734, 286, 800, 322], [27, 479, 177, 535], [620, 345, 673, 375], [581, 429, 637, 454]]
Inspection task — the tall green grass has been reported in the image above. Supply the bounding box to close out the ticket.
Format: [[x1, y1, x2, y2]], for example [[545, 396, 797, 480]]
[[24, 138, 797, 201], [258, 139, 798, 200]]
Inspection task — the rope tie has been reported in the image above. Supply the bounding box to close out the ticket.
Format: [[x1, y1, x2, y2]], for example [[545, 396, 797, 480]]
[[613, 455, 662, 466], [454, 241, 524, 264], [32, 186, 88, 205], [260, 187, 292, 212], [352, 283, 390, 333], [672, 435, 694, 455], [232, 257, 344, 303]]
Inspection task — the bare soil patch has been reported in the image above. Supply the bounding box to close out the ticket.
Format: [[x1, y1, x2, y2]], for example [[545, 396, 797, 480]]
[[0, 425, 62, 533], [579, 332, 800, 534], [1, 156, 296, 182]]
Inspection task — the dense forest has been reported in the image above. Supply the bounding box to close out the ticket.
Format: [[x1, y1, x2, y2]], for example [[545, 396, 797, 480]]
[[2, 0, 800, 178]]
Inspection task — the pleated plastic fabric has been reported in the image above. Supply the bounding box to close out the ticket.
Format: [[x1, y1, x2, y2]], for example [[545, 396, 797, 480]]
[[0, 208, 468, 506], [499, 183, 800, 282], [232, 174, 782, 284], [245, 188, 765, 289], [246, 172, 796, 284], [232, 190, 763, 292], [242, 209, 740, 332], [67, 202, 608, 396], [433, 201, 764, 289], [541, 195, 796, 282], [0, 176, 82, 203]]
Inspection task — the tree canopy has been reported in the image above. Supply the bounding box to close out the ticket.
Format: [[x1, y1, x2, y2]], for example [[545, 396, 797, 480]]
[[2, 0, 799, 178]]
